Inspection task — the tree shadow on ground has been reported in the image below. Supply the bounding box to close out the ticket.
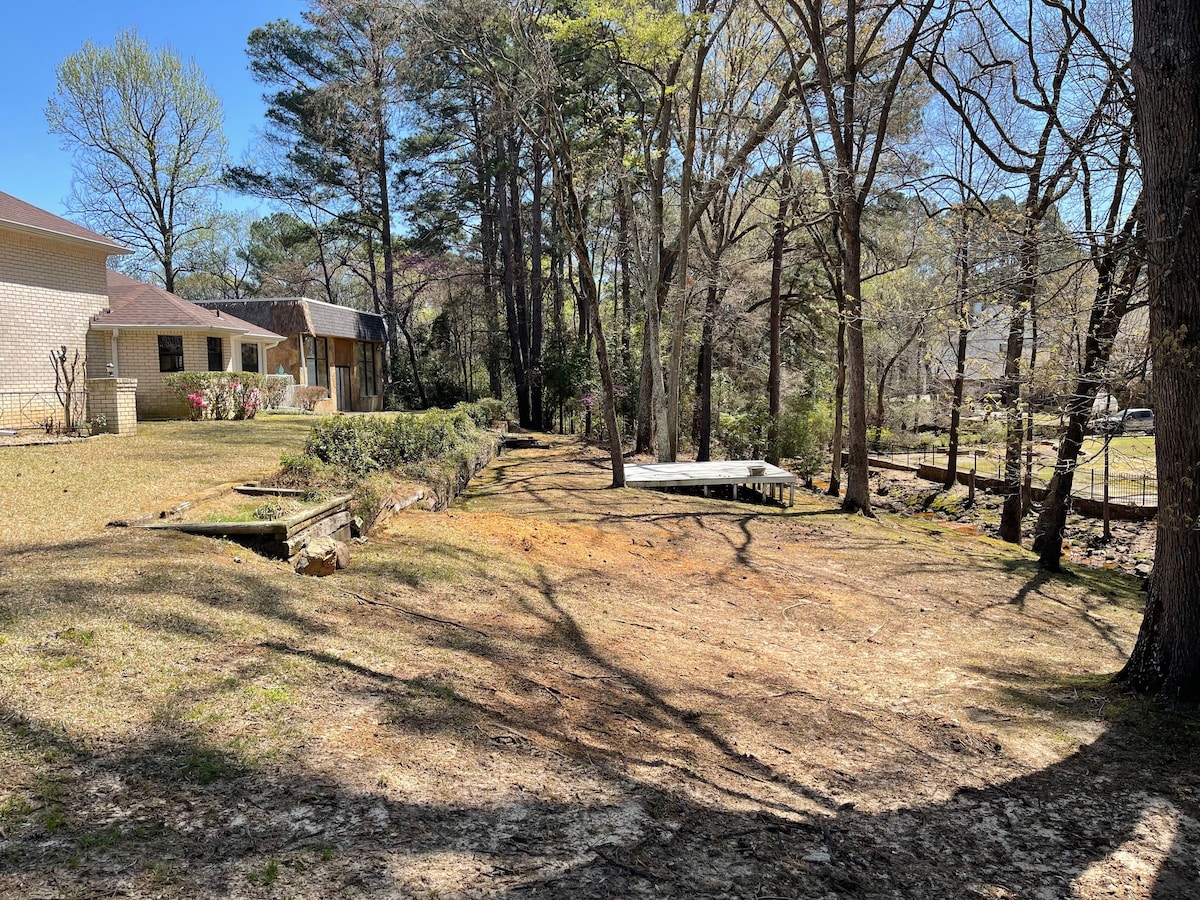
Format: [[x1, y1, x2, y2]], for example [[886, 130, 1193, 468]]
[[3, 442, 1194, 898], [2, 646, 1197, 898]]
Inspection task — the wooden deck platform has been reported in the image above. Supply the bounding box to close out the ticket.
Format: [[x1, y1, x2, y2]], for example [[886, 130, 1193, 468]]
[[623, 460, 797, 506]]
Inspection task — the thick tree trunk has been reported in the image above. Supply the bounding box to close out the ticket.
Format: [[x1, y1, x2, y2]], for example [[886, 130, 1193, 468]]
[[497, 134, 531, 428], [828, 313, 846, 497], [695, 279, 720, 462], [508, 133, 534, 428], [530, 147, 546, 431], [766, 145, 795, 466], [376, 97, 396, 381], [644, 263, 671, 461], [998, 219, 1038, 543], [635, 326, 654, 454], [842, 197, 872, 515], [478, 146, 504, 401], [579, 255, 624, 485], [667, 41, 709, 461], [1116, 0, 1200, 700]]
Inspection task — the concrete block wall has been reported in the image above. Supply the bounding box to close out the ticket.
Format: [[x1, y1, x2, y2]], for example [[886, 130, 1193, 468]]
[[86, 377, 138, 434], [0, 230, 110, 393]]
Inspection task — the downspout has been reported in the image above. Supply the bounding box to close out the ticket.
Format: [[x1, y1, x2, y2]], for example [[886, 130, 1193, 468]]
[[110, 329, 120, 377]]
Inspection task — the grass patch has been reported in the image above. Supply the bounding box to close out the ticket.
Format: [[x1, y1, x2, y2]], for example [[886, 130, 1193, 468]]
[[179, 746, 239, 784], [0, 416, 314, 549], [248, 858, 280, 886], [56, 627, 95, 646]]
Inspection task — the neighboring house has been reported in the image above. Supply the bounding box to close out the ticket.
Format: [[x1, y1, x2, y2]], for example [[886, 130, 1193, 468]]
[[88, 272, 285, 419], [0, 190, 130, 428], [194, 298, 386, 412]]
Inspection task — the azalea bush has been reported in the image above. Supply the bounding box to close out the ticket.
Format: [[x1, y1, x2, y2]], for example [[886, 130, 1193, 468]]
[[164, 372, 269, 421]]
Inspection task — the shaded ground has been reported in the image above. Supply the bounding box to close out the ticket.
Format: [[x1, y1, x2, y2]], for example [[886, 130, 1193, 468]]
[[870, 468, 1157, 576], [1, 434, 1196, 898]]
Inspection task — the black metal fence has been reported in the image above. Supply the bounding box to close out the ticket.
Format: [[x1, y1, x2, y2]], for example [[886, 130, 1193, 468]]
[[0, 390, 87, 432]]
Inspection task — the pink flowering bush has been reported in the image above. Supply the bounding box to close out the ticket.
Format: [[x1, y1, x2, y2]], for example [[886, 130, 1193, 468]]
[[185, 392, 210, 421], [165, 372, 269, 421], [232, 383, 264, 420]]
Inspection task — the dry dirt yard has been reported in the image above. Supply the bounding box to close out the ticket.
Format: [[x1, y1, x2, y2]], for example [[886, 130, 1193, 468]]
[[1, 432, 1198, 898]]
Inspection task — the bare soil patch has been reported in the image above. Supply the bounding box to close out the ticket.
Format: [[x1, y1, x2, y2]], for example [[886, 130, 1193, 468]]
[[1, 435, 1195, 898]]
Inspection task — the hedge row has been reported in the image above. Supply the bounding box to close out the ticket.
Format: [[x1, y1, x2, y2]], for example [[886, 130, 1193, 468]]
[[301, 401, 502, 478]]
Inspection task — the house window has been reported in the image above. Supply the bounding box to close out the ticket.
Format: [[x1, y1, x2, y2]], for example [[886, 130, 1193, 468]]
[[358, 342, 378, 397], [241, 343, 260, 373], [158, 335, 184, 372], [207, 336, 223, 372], [304, 336, 329, 388]]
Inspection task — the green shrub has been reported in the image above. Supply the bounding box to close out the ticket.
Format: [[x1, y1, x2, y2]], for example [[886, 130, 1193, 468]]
[[302, 404, 490, 480], [272, 453, 330, 489], [456, 398, 507, 427], [778, 392, 833, 479], [718, 401, 772, 460]]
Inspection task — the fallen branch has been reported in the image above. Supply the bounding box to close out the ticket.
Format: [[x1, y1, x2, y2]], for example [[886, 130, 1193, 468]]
[[592, 847, 654, 881], [339, 590, 491, 638], [717, 763, 776, 785], [613, 619, 658, 631]]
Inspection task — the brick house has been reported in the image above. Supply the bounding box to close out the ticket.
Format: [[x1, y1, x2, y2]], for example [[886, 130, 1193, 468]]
[[1, 190, 285, 428], [0, 190, 129, 429], [88, 272, 284, 419], [193, 298, 386, 412]]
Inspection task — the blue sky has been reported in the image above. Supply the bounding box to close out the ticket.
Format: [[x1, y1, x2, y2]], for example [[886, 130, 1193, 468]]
[[0, 0, 306, 216]]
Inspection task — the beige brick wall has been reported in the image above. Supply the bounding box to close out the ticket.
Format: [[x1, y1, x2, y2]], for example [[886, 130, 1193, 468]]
[[111, 330, 220, 419], [86, 377, 138, 434], [0, 229, 111, 394], [0, 392, 58, 430]]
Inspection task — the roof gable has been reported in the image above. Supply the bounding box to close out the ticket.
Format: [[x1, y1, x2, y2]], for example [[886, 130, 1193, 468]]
[[0, 191, 130, 255], [93, 271, 283, 342]]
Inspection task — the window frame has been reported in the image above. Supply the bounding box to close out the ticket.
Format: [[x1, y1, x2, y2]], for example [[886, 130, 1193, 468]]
[[206, 336, 223, 372], [158, 335, 185, 373], [304, 335, 329, 389], [357, 341, 378, 397], [240, 342, 260, 374]]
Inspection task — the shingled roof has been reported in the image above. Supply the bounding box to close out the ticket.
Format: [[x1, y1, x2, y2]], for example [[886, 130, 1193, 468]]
[[196, 297, 387, 343], [92, 271, 283, 342], [0, 191, 130, 254]]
